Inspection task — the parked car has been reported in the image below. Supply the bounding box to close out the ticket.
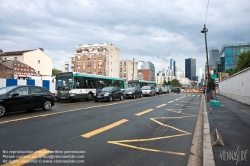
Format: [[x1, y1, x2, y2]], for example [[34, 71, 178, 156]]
[[0, 85, 55, 117], [162, 87, 170, 94], [141, 85, 156, 96], [123, 87, 142, 99], [95, 86, 123, 102], [155, 87, 163, 95]]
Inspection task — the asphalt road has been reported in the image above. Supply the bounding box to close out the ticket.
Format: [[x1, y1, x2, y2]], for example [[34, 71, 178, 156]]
[[0, 93, 202, 166]]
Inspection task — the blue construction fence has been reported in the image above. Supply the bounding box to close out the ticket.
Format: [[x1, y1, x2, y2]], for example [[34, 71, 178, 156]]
[[0, 78, 56, 93]]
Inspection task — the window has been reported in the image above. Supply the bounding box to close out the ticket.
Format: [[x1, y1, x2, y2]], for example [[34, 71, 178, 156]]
[[99, 54, 102, 59], [38, 71, 40, 74], [38, 60, 40, 64], [30, 87, 44, 94], [11, 87, 29, 96], [4, 58, 7, 60], [14, 57, 17, 60]]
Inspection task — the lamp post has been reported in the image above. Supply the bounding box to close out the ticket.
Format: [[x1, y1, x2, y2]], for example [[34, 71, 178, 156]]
[[201, 24, 212, 99]]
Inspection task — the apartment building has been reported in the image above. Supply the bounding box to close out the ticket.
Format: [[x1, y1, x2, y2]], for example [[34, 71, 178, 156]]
[[1, 48, 52, 76], [137, 61, 155, 81], [74, 43, 120, 77], [119, 60, 138, 82]]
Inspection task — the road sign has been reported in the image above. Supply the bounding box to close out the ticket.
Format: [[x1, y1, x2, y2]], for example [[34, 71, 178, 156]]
[[211, 74, 217, 80]]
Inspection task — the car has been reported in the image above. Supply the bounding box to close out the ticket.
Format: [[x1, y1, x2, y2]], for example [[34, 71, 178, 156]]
[[155, 87, 163, 95], [123, 87, 142, 99], [0, 85, 55, 117], [95, 86, 123, 102], [141, 85, 156, 96]]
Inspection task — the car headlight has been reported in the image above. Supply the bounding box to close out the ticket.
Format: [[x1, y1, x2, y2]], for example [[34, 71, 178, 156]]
[[70, 93, 76, 96], [104, 93, 109, 96], [127, 92, 132, 94]]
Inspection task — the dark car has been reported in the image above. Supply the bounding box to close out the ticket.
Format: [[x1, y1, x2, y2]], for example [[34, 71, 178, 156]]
[[123, 87, 142, 99], [155, 87, 163, 95], [0, 85, 55, 117], [95, 86, 123, 102]]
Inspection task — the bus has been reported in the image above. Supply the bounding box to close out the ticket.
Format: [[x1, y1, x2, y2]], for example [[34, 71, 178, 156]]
[[55, 72, 126, 101], [127, 80, 157, 88]]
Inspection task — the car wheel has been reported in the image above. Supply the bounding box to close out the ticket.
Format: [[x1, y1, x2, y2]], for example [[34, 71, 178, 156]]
[[0, 104, 7, 117], [140, 94, 142, 98], [95, 100, 98, 102], [120, 95, 123, 100], [133, 94, 136, 99], [87, 93, 93, 101], [42, 100, 52, 111], [154, 93, 156, 96], [109, 96, 113, 102]]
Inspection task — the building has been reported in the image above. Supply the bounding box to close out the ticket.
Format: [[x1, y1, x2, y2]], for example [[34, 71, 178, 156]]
[[179, 77, 191, 87], [0, 58, 13, 78], [220, 43, 250, 71], [155, 71, 166, 86], [175, 66, 183, 81], [138, 61, 155, 81], [119, 60, 138, 82], [2, 60, 37, 78], [185, 58, 196, 81], [197, 67, 204, 85], [1, 48, 52, 76], [61, 60, 73, 73], [74, 43, 120, 77], [209, 48, 220, 72], [170, 58, 176, 76]]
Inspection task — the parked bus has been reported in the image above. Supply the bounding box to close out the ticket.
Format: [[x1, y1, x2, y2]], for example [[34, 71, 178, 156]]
[[127, 80, 157, 88], [55, 72, 126, 101]]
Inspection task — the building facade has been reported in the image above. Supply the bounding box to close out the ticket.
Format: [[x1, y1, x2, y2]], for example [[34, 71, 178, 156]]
[[156, 71, 166, 86], [139, 61, 155, 81], [74, 43, 120, 77], [137, 69, 150, 81], [185, 58, 196, 81], [119, 60, 138, 82], [220, 43, 250, 71], [1, 48, 52, 76], [209, 48, 220, 72]]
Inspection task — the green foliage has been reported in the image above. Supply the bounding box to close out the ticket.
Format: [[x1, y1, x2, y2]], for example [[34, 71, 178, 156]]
[[236, 50, 250, 72], [52, 68, 60, 76], [162, 80, 167, 87], [170, 79, 182, 87], [224, 68, 234, 76]]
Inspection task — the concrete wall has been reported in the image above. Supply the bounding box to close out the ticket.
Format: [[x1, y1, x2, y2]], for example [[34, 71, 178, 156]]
[[219, 67, 250, 105]]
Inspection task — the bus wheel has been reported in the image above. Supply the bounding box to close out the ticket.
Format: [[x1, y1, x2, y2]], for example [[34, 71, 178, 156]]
[[87, 93, 93, 101]]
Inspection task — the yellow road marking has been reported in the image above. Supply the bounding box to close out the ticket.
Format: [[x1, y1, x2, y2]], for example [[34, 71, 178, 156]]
[[2, 149, 51, 166], [167, 109, 195, 116], [135, 109, 154, 116], [156, 104, 167, 108], [150, 118, 191, 134], [175, 99, 179, 100], [81, 119, 128, 138]]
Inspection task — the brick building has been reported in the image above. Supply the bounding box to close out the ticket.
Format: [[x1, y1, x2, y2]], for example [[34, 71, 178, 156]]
[[138, 69, 150, 81]]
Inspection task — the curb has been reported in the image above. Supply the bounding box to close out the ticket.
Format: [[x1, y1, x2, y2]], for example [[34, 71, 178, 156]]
[[203, 95, 215, 166]]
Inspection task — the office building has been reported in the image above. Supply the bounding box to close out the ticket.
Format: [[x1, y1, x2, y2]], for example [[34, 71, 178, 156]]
[[170, 58, 176, 76], [137, 61, 155, 81], [209, 48, 220, 72], [220, 43, 250, 71], [185, 58, 196, 81]]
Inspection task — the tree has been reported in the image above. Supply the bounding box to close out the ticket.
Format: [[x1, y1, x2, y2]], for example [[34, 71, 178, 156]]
[[52, 68, 61, 76], [162, 80, 167, 87], [236, 50, 250, 72], [170, 79, 182, 87], [224, 68, 234, 76]]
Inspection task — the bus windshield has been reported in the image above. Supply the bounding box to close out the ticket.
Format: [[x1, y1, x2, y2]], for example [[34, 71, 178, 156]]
[[56, 78, 73, 90]]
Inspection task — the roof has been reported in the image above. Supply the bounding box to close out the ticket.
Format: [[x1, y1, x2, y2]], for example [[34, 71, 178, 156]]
[[3, 49, 35, 56], [220, 42, 250, 55]]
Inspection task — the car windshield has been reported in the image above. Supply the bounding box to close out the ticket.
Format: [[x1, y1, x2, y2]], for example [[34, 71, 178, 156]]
[[155, 87, 159, 90], [102, 87, 113, 92], [125, 88, 135, 92], [0, 86, 17, 95], [142, 86, 151, 90], [56, 78, 73, 90]]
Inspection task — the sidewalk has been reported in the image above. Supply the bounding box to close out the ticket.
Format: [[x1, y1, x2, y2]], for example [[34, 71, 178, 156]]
[[206, 95, 250, 166]]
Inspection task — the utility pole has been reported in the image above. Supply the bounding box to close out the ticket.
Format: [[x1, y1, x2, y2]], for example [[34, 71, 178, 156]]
[[201, 24, 212, 99], [132, 58, 135, 80]]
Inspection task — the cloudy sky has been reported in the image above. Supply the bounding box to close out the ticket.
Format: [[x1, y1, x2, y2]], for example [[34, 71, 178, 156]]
[[1, 0, 250, 74]]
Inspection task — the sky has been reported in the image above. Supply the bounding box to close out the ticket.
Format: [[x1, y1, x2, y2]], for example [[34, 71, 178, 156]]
[[1, 0, 250, 75]]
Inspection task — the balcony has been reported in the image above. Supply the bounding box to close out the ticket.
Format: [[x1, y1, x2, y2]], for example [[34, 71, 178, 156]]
[[98, 72, 102, 74]]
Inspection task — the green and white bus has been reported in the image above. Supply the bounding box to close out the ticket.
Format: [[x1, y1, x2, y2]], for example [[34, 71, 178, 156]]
[[127, 80, 157, 88], [55, 72, 126, 101]]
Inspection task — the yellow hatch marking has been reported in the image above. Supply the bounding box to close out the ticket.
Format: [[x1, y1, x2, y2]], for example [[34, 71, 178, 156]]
[[2, 149, 51, 166], [156, 104, 167, 108], [81, 119, 128, 138], [135, 109, 154, 116]]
